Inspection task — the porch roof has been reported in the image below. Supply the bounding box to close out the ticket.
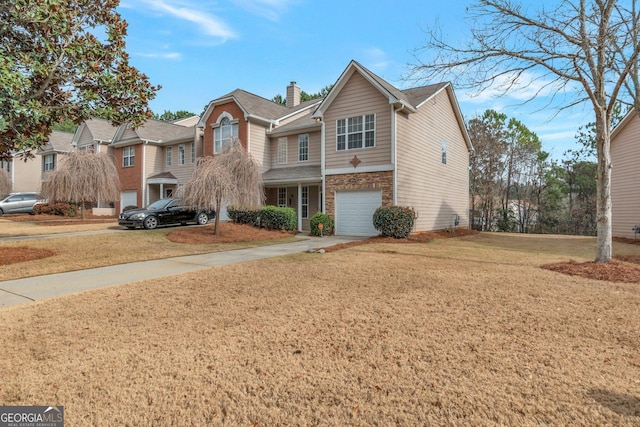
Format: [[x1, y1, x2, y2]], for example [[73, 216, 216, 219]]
[[262, 165, 321, 185], [148, 172, 178, 184]]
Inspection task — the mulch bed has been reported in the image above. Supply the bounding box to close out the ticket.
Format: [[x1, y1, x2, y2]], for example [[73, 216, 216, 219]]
[[166, 222, 298, 244], [0, 247, 57, 266]]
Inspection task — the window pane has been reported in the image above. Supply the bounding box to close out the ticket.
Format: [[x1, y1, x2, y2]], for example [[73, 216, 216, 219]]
[[337, 135, 346, 151], [365, 130, 375, 147], [348, 133, 362, 149]]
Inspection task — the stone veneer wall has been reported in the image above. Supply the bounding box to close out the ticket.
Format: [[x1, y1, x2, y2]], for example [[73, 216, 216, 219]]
[[324, 171, 394, 217]]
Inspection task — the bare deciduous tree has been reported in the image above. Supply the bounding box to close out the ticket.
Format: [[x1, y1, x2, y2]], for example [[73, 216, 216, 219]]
[[0, 169, 11, 195], [41, 150, 120, 220], [181, 139, 264, 235], [411, 0, 640, 263]]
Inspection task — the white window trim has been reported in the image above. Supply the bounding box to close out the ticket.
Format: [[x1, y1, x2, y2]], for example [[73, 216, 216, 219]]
[[336, 113, 376, 151], [277, 137, 287, 164], [123, 146, 135, 167], [278, 187, 287, 207], [441, 138, 447, 165], [212, 114, 239, 154], [178, 144, 185, 165], [298, 134, 309, 162], [166, 146, 172, 166], [43, 154, 55, 172]]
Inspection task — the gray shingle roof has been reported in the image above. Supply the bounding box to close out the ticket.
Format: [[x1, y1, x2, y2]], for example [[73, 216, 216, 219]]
[[262, 165, 322, 184], [38, 130, 74, 154], [133, 119, 195, 143], [210, 89, 320, 121], [83, 118, 119, 142]]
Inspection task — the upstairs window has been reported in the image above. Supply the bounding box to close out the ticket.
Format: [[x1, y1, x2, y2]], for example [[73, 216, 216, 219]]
[[166, 146, 172, 166], [336, 114, 375, 151], [191, 142, 196, 163], [298, 134, 309, 162], [178, 144, 185, 165], [123, 146, 135, 167], [214, 117, 238, 154], [43, 154, 55, 172], [278, 137, 287, 164], [441, 138, 447, 165], [1, 159, 11, 173]]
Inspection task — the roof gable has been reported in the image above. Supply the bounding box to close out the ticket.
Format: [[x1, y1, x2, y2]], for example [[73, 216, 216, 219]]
[[112, 119, 195, 145]]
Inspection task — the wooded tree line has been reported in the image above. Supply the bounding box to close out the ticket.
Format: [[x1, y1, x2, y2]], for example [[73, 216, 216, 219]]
[[468, 109, 599, 235]]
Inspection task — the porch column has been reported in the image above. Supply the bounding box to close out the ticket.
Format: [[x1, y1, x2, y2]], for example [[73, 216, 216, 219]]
[[160, 183, 164, 199], [297, 184, 302, 232]]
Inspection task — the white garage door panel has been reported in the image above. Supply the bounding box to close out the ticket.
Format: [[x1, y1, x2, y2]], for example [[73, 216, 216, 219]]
[[335, 190, 382, 236], [120, 191, 137, 212]]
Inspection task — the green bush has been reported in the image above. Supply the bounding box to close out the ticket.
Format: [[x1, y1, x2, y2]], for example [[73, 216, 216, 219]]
[[260, 205, 297, 231], [372, 206, 416, 238], [309, 212, 334, 236], [227, 206, 260, 226], [34, 202, 78, 217]]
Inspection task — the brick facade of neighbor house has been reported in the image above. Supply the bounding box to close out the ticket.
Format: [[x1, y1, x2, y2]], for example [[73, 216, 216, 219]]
[[202, 101, 248, 156], [117, 144, 143, 209], [324, 171, 394, 217]]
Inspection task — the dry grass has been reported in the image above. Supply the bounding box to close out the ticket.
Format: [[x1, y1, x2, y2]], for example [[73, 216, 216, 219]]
[[0, 217, 117, 237], [2, 233, 640, 425], [0, 222, 297, 280]]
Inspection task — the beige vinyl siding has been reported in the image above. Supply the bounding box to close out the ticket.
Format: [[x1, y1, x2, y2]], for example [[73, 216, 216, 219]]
[[145, 145, 163, 178], [162, 142, 196, 183], [249, 121, 271, 173], [612, 115, 640, 239], [396, 88, 470, 231], [121, 128, 138, 140], [11, 151, 40, 193], [324, 72, 392, 169], [269, 131, 321, 168], [77, 127, 95, 149]]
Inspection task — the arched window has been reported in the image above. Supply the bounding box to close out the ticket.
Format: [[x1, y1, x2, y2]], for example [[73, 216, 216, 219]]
[[214, 116, 238, 153]]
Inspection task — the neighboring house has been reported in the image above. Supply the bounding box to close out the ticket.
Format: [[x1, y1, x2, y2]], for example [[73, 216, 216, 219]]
[[198, 60, 472, 235], [611, 109, 640, 239], [38, 130, 74, 184], [4, 149, 39, 193], [110, 118, 202, 212]]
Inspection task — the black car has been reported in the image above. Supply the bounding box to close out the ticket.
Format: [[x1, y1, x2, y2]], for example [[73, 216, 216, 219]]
[[118, 198, 213, 230]]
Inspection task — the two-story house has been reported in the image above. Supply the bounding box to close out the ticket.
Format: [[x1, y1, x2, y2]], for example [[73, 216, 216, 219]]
[[198, 60, 472, 235], [110, 118, 202, 211]]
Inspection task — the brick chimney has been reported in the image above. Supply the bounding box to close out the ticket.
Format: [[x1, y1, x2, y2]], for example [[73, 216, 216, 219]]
[[286, 81, 300, 107]]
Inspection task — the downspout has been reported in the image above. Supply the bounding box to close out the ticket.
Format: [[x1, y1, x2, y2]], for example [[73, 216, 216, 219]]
[[142, 141, 147, 206], [391, 104, 400, 206], [320, 119, 326, 212]]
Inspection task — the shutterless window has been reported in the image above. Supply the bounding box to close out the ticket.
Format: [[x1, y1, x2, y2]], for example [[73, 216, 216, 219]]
[[191, 142, 195, 163], [298, 134, 309, 162], [214, 117, 238, 154], [278, 187, 287, 207], [123, 146, 135, 167], [166, 146, 172, 166], [301, 186, 309, 219], [179, 144, 185, 165], [441, 138, 447, 165], [278, 137, 287, 164], [43, 154, 55, 172], [336, 114, 375, 150]]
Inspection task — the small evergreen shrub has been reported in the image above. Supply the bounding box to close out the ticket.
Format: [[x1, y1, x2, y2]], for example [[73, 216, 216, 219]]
[[260, 205, 297, 231], [309, 212, 334, 236], [34, 202, 78, 217], [372, 206, 416, 238], [227, 207, 261, 226]]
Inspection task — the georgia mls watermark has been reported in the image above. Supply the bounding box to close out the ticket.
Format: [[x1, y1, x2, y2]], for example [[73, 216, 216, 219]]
[[0, 406, 64, 427]]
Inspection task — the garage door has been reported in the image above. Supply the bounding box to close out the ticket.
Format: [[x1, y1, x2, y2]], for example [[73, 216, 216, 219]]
[[120, 191, 137, 212], [335, 190, 382, 236]]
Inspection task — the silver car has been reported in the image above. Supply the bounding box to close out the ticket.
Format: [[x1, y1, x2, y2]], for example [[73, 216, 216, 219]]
[[0, 192, 45, 215]]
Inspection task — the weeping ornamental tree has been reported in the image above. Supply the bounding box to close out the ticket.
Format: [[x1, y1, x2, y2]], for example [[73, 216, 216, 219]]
[[181, 139, 264, 235], [411, 0, 640, 263], [41, 150, 120, 220]]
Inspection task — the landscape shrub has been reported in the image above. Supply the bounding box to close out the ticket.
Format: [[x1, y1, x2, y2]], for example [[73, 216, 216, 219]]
[[34, 202, 78, 217], [372, 206, 416, 238], [309, 212, 334, 236], [260, 205, 297, 231], [227, 207, 261, 226]]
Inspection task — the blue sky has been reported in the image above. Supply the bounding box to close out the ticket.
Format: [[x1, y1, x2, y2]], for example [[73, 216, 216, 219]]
[[117, 0, 594, 160]]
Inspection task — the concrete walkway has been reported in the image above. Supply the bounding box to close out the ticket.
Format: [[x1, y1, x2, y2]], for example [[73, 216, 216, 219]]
[[0, 235, 364, 308]]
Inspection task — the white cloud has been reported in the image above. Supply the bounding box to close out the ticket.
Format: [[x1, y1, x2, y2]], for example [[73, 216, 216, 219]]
[[133, 0, 237, 41], [229, 0, 294, 21], [138, 52, 183, 60], [362, 47, 390, 71]]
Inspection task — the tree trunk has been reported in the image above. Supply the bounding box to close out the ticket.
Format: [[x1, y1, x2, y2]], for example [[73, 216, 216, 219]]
[[595, 111, 612, 263], [213, 194, 222, 235], [81, 199, 86, 220]]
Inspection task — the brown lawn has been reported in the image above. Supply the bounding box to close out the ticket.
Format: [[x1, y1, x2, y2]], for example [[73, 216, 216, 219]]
[[2, 230, 640, 425]]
